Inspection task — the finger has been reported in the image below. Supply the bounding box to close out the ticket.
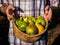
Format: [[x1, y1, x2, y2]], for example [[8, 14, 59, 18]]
[[7, 5, 15, 10], [6, 5, 15, 20], [7, 16, 11, 20], [6, 5, 15, 15], [47, 8, 52, 21], [43, 14, 48, 21], [6, 5, 15, 14], [7, 14, 13, 20], [44, 5, 50, 15], [45, 10, 49, 15]]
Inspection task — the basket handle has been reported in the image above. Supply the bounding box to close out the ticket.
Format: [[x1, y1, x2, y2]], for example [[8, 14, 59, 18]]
[[45, 18, 48, 30]]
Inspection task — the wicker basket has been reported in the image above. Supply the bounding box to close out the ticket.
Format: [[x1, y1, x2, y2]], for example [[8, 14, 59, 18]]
[[12, 18, 48, 43]]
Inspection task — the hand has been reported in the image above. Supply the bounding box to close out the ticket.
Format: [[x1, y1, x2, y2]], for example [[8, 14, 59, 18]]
[[5, 5, 24, 20], [6, 5, 15, 20], [44, 5, 52, 21]]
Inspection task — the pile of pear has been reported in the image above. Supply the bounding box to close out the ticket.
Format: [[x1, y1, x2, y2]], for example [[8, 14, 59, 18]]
[[15, 16, 46, 35]]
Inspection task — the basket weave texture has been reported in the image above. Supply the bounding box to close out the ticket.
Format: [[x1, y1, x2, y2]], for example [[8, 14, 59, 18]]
[[12, 18, 48, 43]]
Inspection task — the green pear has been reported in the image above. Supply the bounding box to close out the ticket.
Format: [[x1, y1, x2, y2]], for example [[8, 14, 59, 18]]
[[40, 19, 45, 26], [16, 20, 28, 32], [26, 23, 38, 35], [19, 16, 23, 21], [32, 17, 36, 23], [37, 16, 43, 19], [36, 18, 45, 26], [27, 16, 33, 23]]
